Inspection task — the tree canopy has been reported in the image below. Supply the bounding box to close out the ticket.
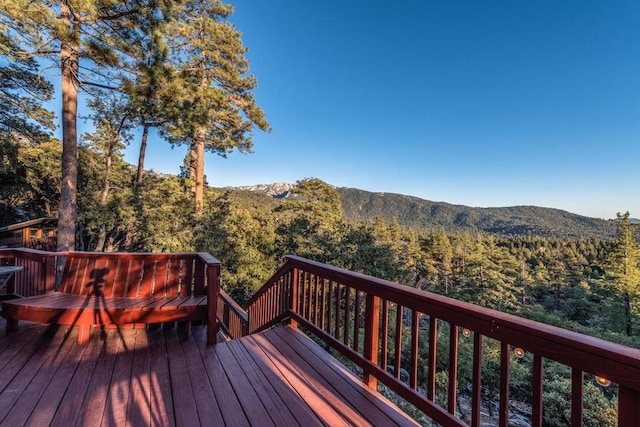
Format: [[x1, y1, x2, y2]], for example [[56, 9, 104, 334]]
[[1, 0, 269, 248]]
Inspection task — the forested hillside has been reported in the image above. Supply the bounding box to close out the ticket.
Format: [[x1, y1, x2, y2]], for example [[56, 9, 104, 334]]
[[227, 184, 617, 239], [339, 188, 617, 239]]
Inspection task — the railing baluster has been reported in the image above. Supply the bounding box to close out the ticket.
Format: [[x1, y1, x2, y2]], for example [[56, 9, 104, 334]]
[[290, 269, 299, 328], [499, 343, 510, 427], [354, 290, 361, 353], [314, 275, 320, 326], [264, 291, 268, 324], [531, 354, 543, 427], [471, 332, 482, 427], [394, 304, 403, 380], [320, 277, 327, 330], [273, 284, 278, 319], [335, 282, 342, 339], [265, 290, 269, 325], [300, 272, 306, 319], [306, 272, 311, 320], [223, 303, 230, 333], [571, 368, 583, 427], [289, 268, 300, 328], [310, 273, 316, 322], [268, 288, 272, 323], [272, 280, 277, 318], [309, 273, 315, 321], [276, 277, 281, 316], [381, 299, 389, 372], [269, 285, 274, 321], [410, 310, 419, 389], [308, 275, 313, 322], [448, 324, 458, 415], [256, 297, 261, 331], [283, 274, 289, 314], [428, 316, 437, 400], [326, 280, 333, 334], [303, 272, 309, 320], [262, 293, 266, 327], [344, 286, 351, 346]]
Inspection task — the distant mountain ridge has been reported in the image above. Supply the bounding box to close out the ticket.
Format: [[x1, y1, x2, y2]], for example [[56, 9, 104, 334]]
[[338, 187, 616, 239], [223, 182, 617, 239]]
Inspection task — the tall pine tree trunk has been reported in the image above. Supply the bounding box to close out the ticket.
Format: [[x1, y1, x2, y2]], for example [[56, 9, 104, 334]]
[[184, 141, 197, 203], [625, 292, 632, 336], [101, 144, 113, 206], [136, 122, 150, 185], [192, 51, 208, 216], [194, 125, 206, 215], [94, 225, 107, 252], [57, 3, 79, 252], [93, 142, 113, 252]]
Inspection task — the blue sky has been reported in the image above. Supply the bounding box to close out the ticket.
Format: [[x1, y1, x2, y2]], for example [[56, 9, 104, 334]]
[[122, 1, 640, 219]]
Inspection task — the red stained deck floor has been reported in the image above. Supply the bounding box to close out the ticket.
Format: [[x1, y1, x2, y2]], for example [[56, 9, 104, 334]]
[[0, 318, 418, 426]]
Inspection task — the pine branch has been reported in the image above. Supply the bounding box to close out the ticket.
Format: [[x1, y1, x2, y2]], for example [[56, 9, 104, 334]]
[[79, 80, 119, 91]]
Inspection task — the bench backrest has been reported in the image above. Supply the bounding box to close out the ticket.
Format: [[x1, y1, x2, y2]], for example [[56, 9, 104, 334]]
[[58, 252, 208, 298]]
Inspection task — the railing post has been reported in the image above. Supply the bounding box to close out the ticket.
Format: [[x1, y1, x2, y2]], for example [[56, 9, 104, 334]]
[[3, 253, 17, 295], [618, 385, 640, 426], [207, 263, 221, 345], [571, 369, 583, 427], [289, 267, 299, 328], [363, 293, 380, 388], [44, 252, 57, 293], [499, 343, 510, 427], [448, 324, 459, 415], [242, 315, 249, 337], [223, 303, 230, 335]]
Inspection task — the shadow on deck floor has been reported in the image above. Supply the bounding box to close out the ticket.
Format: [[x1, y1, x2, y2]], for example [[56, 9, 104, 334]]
[[0, 318, 419, 426]]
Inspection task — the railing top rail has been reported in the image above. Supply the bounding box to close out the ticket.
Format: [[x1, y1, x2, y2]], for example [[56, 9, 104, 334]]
[[0, 247, 58, 257], [0, 248, 221, 265], [244, 259, 295, 308], [283, 255, 640, 391], [219, 289, 249, 322]]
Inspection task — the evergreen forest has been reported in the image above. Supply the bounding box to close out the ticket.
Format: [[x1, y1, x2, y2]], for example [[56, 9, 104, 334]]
[[3, 139, 639, 424], [2, 2, 639, 425]]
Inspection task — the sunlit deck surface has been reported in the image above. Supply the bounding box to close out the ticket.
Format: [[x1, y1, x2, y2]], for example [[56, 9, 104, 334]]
[[0, 318, 418, 426]]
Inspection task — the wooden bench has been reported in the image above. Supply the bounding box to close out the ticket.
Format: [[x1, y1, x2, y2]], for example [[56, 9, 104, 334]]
[[0, 250, 221, 344]]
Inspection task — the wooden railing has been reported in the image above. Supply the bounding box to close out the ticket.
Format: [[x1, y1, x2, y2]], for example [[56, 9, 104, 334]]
[[245, 261, 293, 334], [217, 289, 249, 339], [0, 248, 57, 297], [243, 255, 640, 427]]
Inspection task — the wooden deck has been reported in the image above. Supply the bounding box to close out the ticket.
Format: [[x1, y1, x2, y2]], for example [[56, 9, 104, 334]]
[[0, 318, 419, 426]]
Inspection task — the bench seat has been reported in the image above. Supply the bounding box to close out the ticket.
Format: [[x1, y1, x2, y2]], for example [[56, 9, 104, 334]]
[[3, 293, 208, 343], [0, 250, 221, 344], [3, 293, 207, 323]]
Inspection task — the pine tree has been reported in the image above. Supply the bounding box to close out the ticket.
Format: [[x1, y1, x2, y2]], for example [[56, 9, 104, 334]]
[[431, 229, 453, 294], [274, 178, 343, 258], [0, 32, 54, 142], [607, 212, 640, 336], [162, 0, 270, 215], [80, 92, 134, 251], [1, 1, 167, 250]]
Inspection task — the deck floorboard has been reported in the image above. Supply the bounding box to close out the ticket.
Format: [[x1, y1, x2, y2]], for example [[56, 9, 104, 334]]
[[0, 317, 420, 426]]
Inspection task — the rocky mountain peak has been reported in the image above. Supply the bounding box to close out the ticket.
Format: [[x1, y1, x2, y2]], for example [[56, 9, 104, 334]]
[[231, 182, 294, 199]]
